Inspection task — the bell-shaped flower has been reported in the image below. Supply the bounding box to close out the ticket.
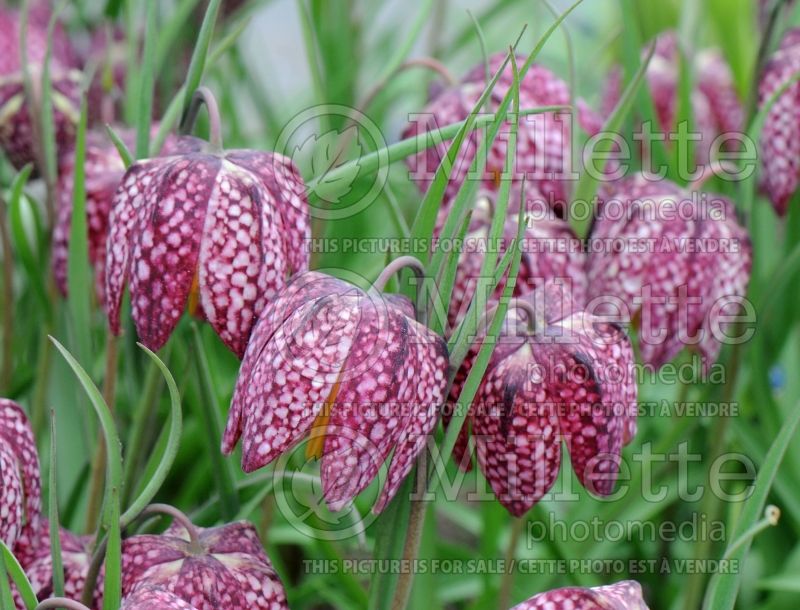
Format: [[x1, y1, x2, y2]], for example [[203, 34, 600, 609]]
[[0, 399, 41, 554], [403, 52, 600, 213], [447, 282, 637, 517], [439, 187, 586, 334], [758, 27, 800, 214], [0, 2, 81, 169], [53, 128, 202, 302], [602, 31, 742, 167], [122, 586, 200, 610], [586, 176, 752, 369], [121, 506, 287, 610], [512, 580, 649, 609], [104, 89, 310, 356], [223, 261, 449, 513]]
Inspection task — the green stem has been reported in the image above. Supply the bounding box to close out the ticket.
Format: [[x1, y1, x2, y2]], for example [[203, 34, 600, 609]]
[[389, 465, 428, 610], [0, 195, 13, 393], [497, 517, 524, 610], [190, 324, 240, 519]]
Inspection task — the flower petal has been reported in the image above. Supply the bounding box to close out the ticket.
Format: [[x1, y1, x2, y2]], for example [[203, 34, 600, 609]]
[[0, 399, 41, 532], [123, 586, 200, 610], [512, 580, 649, 610]]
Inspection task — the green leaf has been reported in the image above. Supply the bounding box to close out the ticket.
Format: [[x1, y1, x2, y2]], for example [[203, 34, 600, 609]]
[[120, 344, 183, 527], [0, 544, 15, 610], [48, 411, 65, 599], [104, 125, 134, 169], [709, 400, 800, 609], [136, 0, 159, 159], [50, 337, 123, 610], [67, 91, 92, 370], [0, 541, 37, 610], [182, 0, 222, 115]]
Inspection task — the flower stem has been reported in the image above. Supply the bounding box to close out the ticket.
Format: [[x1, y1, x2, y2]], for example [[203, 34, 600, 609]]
[[180, 86, 224, 152], [389, 465, 428, 610], [84, 334, 119, 534], [0, 196, 13, 393], [374, 256, 426, 291], [497, 517, 524, 610], [141, 503, 203, 550], [35, 599, 92, 610], [360, 57, 456, 113]]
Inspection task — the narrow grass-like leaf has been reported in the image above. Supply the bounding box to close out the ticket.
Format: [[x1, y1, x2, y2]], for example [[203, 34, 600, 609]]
[[135, 0, 159, 159], [48, 411, 64, 598], [571, 42, 656, 238], [67, 92, 92, 369], [0, 546, 14, 610], [155, 0, 204, 70], [190, 324, 239, 519], [104, 125, 134, 169], [466, 10, 490, 85], [375, 0, 435, 85], [709, 400, 800, 609], [0, 541, 36, 610], [120, 344, 182, 526], [182, 0, 222, 116], [49, 337, 122, 609]]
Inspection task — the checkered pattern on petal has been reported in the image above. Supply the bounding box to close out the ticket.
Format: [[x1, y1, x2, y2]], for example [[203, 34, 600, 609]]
[[512, 580, 650, 610]]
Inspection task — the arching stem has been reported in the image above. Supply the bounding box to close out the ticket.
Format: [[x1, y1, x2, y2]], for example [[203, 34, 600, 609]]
[[374, 256, 427, 320], [35, 599, 92, 610], [142, 503, 203, 551], [180, 86, 223, 152], [360, 57, 457, 113], [477, 297, 539, 337]]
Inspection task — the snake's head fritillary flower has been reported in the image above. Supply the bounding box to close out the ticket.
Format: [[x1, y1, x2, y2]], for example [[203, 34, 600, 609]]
[[224, 261, 449, 513], [121, 507, 287, 610], [0, 399, 41, 556], [512, 580, 649, 610], [587, 176, 752, 370], [448, 281, 637, 517], [122, 586, 199, 610], [602, 31, 742, 167], [53, 128, 202, 303], [104, 90, 310, 357], [404, 52, 600, 213], [440, 187, 586, 334], [0, 2, 81, 169], [758, 27, 800, 215], [22, 526, 101, 608]]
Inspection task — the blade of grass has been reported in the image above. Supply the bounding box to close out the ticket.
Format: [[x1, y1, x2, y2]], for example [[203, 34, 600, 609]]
[[708, 400, 800, 610], [104, 125, 134, 169], [135, 0, 158, 159], [48, 411, 65, 599], [0, 547, 14, 610], [0, 541, 37, 610], [50, 337, 122, 610], [182, 0, 222, 115]]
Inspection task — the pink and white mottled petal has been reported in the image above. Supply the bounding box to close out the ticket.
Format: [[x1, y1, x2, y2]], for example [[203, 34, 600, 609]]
[[472, 346, 562, 517], [512, 580, 650, 610], [0, 444, 22, 547], [374, 321, 448, 513], [129, 156, 219, 351], [122, 586, 200, 610], [121, 535, 185, 593], [236, 296, 362, 471], [321, 306, 408, 510], [223, 272, 353, 454], [225, 150, 310, 275], [0, 399, 41, 527], [197, 164, 286, 357], [105, 160, 170, 335]]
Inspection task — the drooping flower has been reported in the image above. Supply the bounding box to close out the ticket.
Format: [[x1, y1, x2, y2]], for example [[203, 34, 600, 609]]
[[0, 2, 81, 169], [403, 52, 601, 214], [586, 176, 752, 369], [0, 399, 41, 555], [602, 31, 742, 167], [439, 187, 586, 334], [121, 507, 287, 610], [512, 580, 649, 610], [104, 89, 310, 357], [53, 128, 202, 302], [122, 586, 199, 610], [446, 281, 637, 516], [758, 27, 800, 215], [21, 526, 101, 609], [223, 263, 449, 512]]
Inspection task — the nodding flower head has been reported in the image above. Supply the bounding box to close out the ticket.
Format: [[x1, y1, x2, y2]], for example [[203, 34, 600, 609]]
[[758, 27, 800, 215], [104, 89, 310, 357], [122, 586, 200, 610], [0, 399, 41, 556], [0, 2, 81, 169], [512, 580, 650, 610], [224, 260, 449, 513], [602, 31, 742, 168], [439, 187, 586, 334], [446, 281, 637, 517], [586, 176, 752, 370], [403, 52, 601, 214], [53, 127, 202, 303], [121, 505, 288, 610]]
